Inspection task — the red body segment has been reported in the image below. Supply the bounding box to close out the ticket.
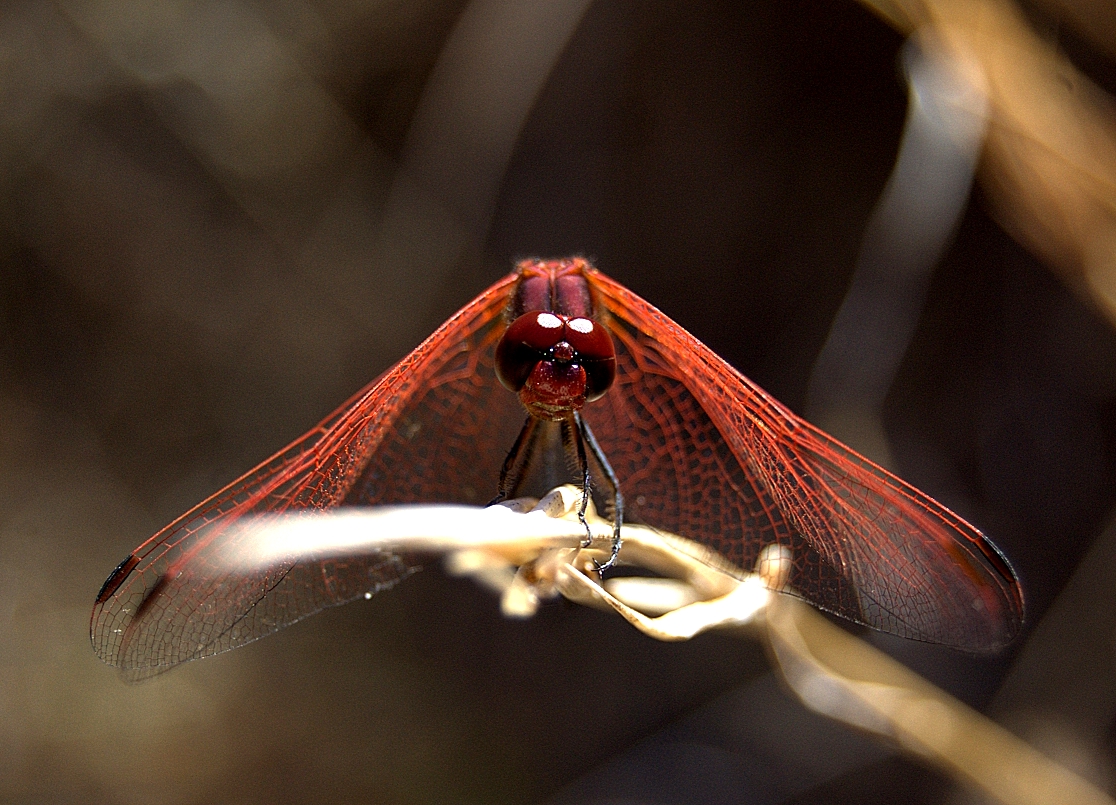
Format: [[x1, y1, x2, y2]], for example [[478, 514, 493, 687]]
[[91, 257, 1025, 679]]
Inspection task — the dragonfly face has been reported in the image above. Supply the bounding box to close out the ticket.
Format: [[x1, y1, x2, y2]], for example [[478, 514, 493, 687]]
[[495, 259, 618, 420]]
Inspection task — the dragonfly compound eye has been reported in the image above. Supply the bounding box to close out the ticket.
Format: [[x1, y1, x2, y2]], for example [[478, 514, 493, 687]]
[[563, 317, 615, 400], [495, 312, 617, 414]]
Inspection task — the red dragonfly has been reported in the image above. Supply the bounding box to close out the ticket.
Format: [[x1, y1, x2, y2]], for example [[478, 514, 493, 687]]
[[92, 258, 1024, 678]]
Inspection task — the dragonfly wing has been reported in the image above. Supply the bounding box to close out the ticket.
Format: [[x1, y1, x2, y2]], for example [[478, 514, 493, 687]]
[[92, 274, 522, 678], [764, 419, 1023, 647], [589, 270, 1023, 650]]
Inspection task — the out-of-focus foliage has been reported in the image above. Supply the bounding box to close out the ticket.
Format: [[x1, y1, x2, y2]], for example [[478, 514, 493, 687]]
[[861, 0, 1116, 323]]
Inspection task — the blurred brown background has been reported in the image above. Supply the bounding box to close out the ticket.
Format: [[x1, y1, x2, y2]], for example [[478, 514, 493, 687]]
[[2, 0, 1116, 803]]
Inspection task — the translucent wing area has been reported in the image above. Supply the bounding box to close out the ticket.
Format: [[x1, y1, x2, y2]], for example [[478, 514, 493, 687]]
[[586, 269, 1024, 650], [91, 275, 523, 679], [94, 263, 1024, 674]]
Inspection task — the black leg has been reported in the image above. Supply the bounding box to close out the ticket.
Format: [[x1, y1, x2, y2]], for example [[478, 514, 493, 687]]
[[565, 416, 595, 551], [575, 412, 624, 571], [491, 416, 540, 504]]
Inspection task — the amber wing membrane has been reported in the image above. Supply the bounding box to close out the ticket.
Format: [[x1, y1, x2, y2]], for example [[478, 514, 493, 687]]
[[91, 275, 524, 679], [584, 269, 1024, 650], [93, 265, 1024, 676]]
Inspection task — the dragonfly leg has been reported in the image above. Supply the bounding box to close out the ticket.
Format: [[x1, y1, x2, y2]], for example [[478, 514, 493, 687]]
[[576, 413, 624, 572], [565, 415, 594, 552], [491, 416, 540, 504]]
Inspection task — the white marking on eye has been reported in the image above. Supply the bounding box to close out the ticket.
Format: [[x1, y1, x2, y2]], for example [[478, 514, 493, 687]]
[[568, 318, 594, 334], [536, 313, 563, 329]]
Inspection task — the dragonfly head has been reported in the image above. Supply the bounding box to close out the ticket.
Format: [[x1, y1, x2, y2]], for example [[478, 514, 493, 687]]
[[495, 311, 616, 421]]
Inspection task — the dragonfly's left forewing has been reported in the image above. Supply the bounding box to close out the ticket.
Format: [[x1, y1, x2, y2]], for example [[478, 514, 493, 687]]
[[92, 275, 520, 678]]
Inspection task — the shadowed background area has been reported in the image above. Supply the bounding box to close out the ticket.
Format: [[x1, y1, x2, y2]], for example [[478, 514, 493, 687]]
[[2, 0, 1116, 803]]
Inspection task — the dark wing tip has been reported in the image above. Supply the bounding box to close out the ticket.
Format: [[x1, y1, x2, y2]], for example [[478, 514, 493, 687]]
[[95, 554, 139, 605]]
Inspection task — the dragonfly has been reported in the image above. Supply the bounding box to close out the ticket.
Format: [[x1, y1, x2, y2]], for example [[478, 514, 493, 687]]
[[91, 257, 1024, 679]]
